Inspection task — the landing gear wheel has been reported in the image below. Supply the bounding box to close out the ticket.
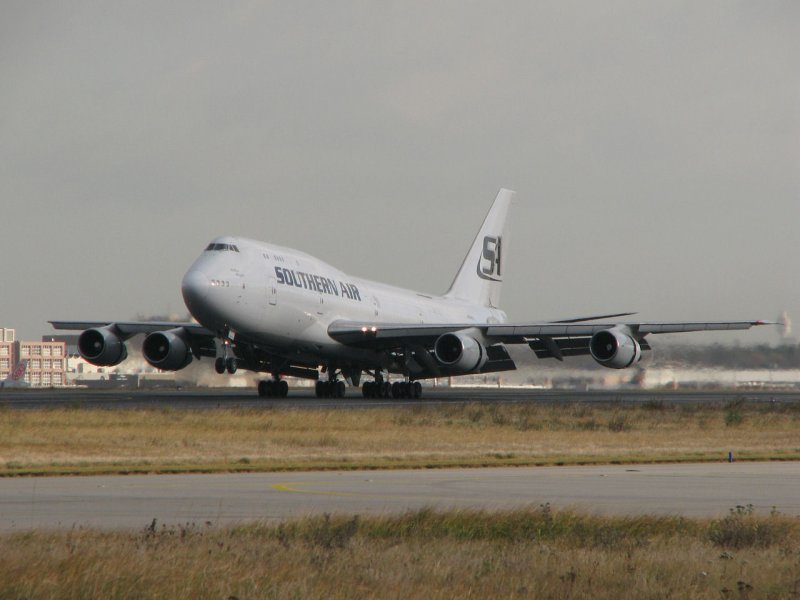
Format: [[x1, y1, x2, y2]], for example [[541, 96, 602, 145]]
[[225, 357, 237, 374], [315, 380, 324, 398], [335, 381, 346, 398], [215, 357, 225, 374], [258, 379, 288, 398], [413, 381, 422, 399], [362, 381, 380, 399]]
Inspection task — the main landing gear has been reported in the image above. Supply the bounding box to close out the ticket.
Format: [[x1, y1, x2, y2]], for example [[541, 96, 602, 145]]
[[362, 378, 422, 399], [391, 381, 422, 399], [315, 379, 346, 398], [362, 379, 390, 398], [258, 378, 289, 398]]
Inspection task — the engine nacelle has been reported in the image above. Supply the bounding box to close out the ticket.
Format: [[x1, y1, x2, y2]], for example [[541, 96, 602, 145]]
[[589, 328, 642, 369], [433, 332, 488, 373], [142, 328, 193, 371], [78, 326, 128, 366]]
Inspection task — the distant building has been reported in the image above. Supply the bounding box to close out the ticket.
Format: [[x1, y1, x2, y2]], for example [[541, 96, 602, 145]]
[[42, 334, 79, 358], [16, 339, 67, 387], [0, 328, 17, 380]]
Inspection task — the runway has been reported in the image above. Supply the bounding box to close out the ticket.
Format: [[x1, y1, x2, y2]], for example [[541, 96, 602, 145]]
[[2, 462, 799, 531], [1, 386, 799, 410]]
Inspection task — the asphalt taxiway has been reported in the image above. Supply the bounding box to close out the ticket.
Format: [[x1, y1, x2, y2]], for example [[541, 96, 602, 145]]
[[1, 462, 799, 530], [1, 386, 798, 410]]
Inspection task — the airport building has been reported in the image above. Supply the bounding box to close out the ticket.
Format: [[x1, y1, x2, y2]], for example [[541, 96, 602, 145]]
[[0, 328, 17, 381], [17, 339, 67, 387], [0, 328, 67, 386]]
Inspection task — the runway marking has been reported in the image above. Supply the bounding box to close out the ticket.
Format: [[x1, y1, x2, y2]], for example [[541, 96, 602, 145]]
[[271, 476, 529, 505], [272, 482, 359, 497], [271, 479, 482, 505]]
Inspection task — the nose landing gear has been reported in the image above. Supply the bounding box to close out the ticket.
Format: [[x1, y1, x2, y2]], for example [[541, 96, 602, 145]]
[[216, 357, 237, 374]]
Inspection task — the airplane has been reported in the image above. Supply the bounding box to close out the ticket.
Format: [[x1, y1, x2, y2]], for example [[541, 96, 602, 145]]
[[51, 188, 769, 399], [0, 360, 28, 389]]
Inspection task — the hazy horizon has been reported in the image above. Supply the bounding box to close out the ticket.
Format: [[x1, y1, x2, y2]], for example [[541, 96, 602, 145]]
[[2, 2, 797, 348]]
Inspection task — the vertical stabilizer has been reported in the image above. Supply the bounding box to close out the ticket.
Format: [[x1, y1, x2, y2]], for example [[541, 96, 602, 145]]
[[444, 188, 515, 308], [1, 360, 28, 388]]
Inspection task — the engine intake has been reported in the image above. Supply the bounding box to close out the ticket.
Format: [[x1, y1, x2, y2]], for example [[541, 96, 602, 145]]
[[589, 328, 642, 369], [433, 332, 487, 373], [78, 326, 128, 366], [143, 328, 193, 371]]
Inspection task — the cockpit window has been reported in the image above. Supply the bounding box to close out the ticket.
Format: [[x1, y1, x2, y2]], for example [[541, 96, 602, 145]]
[[204, 243, 240, 252]]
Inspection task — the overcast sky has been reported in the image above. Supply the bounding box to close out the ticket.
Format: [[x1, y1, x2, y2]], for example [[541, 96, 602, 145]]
[[1, 1, 798, 346]]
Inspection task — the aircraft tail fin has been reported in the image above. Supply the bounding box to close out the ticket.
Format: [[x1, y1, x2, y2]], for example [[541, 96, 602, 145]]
[[1, 360, 28, 388], [444, 188, 515, 308]]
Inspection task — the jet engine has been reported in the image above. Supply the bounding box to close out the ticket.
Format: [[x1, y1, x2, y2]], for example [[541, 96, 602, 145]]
[[589, 328, 642, 369], [433, 332, 488, 373], [78, 326, 128, 366], [142, 328, 193, 371]]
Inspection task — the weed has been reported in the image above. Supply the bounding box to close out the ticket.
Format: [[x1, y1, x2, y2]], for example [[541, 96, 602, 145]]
[[708, 505, 790, 549], [607, 414, 632, 432], [569, 403, 593, 419], [467, 407, 484, 423], [641, 399, 666, 411], [489, 405, 508, 426], [578, 419, 600, 431], [392, 413, 413, 426], [725, 410, 744, 427], [303, 514, 360, 550]]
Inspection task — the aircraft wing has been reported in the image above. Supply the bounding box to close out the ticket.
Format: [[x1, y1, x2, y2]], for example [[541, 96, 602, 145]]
[[50, 320, 322, 379], [327, 319, 770, 360], [50, 321, 214, 336]]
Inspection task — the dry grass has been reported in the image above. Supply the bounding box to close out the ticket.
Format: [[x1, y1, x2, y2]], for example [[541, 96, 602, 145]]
[[2, 506, 799, 599], [2, 400, 800, 475]]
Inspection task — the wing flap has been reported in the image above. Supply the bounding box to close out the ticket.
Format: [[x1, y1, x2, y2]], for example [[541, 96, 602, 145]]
[[528, 336, 652, 360], [328, 319, 769, 357]]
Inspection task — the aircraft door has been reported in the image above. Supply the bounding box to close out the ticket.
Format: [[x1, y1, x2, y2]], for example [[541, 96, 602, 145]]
[[268, 277, 277, 306]]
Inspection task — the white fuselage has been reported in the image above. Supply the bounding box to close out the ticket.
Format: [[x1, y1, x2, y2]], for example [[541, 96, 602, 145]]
[[181, 236, 507, 368]]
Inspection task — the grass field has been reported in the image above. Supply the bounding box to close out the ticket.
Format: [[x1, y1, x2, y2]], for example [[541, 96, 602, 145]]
[[3, 400, 799, 597], [2, 399, 800, 476], [2, 505, 799, 599]]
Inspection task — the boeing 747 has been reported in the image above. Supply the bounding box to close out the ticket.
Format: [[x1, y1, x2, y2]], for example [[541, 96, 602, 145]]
[[52, 189, 768, 398]]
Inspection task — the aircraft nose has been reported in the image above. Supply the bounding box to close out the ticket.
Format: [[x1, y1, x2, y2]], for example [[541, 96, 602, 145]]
[[181, 269, 210, 309]]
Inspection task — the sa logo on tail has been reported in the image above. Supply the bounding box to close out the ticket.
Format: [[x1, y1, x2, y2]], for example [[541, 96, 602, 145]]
[[477, 235, 502, 281]]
